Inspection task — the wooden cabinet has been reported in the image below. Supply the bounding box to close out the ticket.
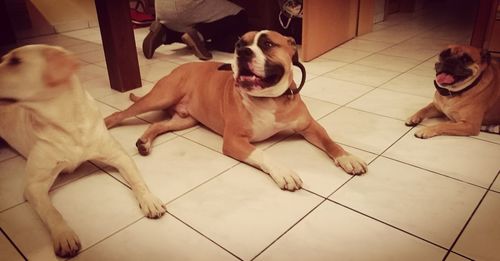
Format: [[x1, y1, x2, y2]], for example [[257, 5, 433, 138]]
[[301, 0, 359, 61]]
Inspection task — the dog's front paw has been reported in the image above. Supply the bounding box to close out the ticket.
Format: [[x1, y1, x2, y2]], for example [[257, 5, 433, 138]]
[[269, 168, 303, 191], [414, 127, 438, 139], [52, 226, 81, 258], [138, 193, 166, 219], [334, 154, 367, 175], [405, 115, 422, 126]]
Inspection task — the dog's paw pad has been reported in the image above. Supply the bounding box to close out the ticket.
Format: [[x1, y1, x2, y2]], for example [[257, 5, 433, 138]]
[[405, 117, 421, 127], [138, 193, 166, 219], [414, 127, 436, 139], [136, 139, 151, 156], [53, 228, 81, 258], [270, 169, 303, 191], [335, 155, 367, 175]]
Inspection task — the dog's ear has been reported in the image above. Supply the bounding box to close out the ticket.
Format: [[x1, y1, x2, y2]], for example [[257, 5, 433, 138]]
[[42, 48, 80, 87], [480, 49, 491, 64]]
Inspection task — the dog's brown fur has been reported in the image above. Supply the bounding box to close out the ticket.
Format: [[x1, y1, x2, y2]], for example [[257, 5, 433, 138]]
[[406, 45, 500, 138]]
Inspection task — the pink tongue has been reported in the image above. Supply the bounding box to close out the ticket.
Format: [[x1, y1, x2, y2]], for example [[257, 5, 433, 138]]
[[436, 73, 455, 85]]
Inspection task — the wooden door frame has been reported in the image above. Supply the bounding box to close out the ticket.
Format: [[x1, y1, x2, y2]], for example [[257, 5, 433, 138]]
[[470, 0, 498, 48]]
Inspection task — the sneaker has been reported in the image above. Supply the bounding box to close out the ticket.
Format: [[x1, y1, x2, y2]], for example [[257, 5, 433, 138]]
[[181, 30, 212, 60], [142, 21, 165, 59]]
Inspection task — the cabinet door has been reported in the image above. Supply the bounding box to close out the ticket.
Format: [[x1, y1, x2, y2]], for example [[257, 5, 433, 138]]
[[301, 0, 359, 61]]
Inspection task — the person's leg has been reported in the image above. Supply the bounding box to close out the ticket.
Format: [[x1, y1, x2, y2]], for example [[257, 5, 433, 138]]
[[195, 10, 248, 53], [142, 21, 183, 59]]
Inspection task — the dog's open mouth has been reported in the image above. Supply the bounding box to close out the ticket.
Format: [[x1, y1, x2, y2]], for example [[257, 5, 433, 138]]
[[236, 63, 283, 90], [435, 64, 477, 87]]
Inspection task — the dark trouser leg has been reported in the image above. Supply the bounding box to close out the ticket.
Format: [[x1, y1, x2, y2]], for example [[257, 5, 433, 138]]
[[195, 10, 248, 53]]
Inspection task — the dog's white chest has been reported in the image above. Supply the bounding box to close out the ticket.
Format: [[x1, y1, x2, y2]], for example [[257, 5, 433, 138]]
[[241, 94, 294, 142]]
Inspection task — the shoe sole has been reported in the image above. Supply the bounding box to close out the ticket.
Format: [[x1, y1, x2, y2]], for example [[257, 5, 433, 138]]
[[181, 32, 212, 60], [142, 21, 165, 59]]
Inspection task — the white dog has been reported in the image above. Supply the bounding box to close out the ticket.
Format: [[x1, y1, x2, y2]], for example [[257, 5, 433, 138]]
[[0, 44, 166, 257]]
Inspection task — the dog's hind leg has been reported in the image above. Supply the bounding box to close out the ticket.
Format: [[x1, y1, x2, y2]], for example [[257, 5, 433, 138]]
[[24, 151, 81, 258], [104, 76, 186, 129], [136, 113, 198, 155], [94, 137, 166, 218]]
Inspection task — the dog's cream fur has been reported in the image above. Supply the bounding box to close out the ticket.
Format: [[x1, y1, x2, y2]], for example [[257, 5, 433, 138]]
[[0, 44, 166, 257], [105, 31, 367, 191]]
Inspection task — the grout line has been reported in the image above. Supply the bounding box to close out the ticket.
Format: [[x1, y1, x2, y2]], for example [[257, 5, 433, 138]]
[[443, 171, 499, 260], [330, 200, 449, 252], [167, 211, 244, 261], [250, 198, 328, 261], [0, 227, 28, 260]]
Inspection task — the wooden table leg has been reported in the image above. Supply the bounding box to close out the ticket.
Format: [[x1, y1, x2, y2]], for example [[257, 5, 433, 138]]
[[95, 0, 142, 92]]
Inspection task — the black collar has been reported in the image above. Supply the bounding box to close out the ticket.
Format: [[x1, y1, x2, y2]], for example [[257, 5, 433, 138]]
[[434, 73, 483, 96], [283, 60, 307, 97]]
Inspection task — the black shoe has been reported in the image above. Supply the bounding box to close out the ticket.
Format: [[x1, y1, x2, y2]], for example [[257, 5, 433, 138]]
[[181, 30, 212, 60], [143, 21, 166, 59]]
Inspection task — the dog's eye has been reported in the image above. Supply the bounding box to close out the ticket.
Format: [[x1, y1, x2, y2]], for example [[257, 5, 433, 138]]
[[264, 41, 275, 48], [8, 57, 21, 66], [461, 55, 473, 64]]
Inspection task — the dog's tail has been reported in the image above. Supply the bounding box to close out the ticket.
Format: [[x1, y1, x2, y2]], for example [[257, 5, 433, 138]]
[[129, 93, 142, 102]]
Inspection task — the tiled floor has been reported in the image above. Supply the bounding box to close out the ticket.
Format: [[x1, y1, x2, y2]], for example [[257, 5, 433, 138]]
[[1, 2, 500, 261]]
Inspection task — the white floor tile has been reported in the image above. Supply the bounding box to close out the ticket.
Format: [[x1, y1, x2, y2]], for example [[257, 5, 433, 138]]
[[139, 61, 180, 83], [453, 191, 500, 260], [384, 129, 500, 187], [318, 107, 411, 154], [445, 253, 471, 261], [168, 164, 323, 260], [300, 76, 373, 105], [354, 53, 422, 72], [0, 172, 144, 261], [255, 201, 446, 261], [0, 156, 97, 212], [265, 135, 376, 196], [331, 157, 484, 247], [347, 88, 431, 120], [325, 64, 401, 87], [0, 232, 24, 261], [380, 72, 436, 98], [73, 214, 238, 261], [107, 137, 237, 203], [302, 58, 347, 75], [379, 45, 439, 61], [320, 47, 372, 63], [492, 177, 500, 193], [301, 96, 339, 120], [339, 38, 394, 53]]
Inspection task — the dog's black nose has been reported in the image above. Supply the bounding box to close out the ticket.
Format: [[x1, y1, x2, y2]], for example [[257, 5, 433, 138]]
[[236, 47, 253, 58]]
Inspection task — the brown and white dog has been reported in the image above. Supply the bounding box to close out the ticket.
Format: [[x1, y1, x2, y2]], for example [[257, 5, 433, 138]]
[[0, 45, 166, 257], [105, 30, 367, 191], [406, 45, 500, 138]]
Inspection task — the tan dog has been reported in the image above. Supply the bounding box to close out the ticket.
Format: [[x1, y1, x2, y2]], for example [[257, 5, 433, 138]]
[[105, 30, 367, 191], [406, 45, 500, 138], [0, 45, 166, 257]]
